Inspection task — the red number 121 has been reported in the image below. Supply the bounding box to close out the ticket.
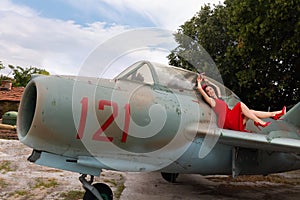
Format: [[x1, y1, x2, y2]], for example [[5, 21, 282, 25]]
[[76, 97, 130, 143]]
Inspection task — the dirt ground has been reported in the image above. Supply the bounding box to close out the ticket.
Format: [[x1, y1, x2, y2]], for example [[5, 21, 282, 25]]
[[0, 139, 125, 200], [1, 139, 300, 200], [122, 171, 300, 200]]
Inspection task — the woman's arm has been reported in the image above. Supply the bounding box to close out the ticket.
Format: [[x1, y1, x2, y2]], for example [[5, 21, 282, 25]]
[[196, 75, 216, 107]]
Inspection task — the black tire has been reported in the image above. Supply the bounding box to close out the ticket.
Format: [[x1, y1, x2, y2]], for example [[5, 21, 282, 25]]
[[83, 183, 113, 200], [161, 172, 179, 183]]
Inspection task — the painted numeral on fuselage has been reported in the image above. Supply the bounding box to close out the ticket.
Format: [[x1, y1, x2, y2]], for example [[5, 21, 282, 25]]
[[76, 97, 88, 139], [76, 97, 130, 143], [92, 100, 117, 142], [122, 103, 130, 143]]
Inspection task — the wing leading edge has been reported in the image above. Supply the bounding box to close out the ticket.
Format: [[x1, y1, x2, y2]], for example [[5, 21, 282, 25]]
[[194, 127, 300, 154]]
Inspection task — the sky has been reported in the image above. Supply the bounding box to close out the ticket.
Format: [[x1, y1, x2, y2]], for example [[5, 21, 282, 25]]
[[0, 0, 222, 77]]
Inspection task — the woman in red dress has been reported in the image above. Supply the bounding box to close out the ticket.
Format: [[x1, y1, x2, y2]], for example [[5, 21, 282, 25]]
[[196, 74, 286, 132]]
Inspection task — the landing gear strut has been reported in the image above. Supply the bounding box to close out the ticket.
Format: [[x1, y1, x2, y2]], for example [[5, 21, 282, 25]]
[[80, 174, 113, 200]]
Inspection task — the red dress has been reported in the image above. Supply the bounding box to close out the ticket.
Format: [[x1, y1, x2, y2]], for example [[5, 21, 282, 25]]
[[212, 98, 246, 132]]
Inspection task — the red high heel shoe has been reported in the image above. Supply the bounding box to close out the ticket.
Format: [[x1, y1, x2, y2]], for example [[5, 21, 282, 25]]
[[254, 121, 271, 129], [272, 106, 286, 120]]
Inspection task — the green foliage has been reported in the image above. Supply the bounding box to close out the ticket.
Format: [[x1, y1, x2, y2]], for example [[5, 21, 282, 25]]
[[8, 65, 50, 87], [0, 178, 8, 188], [14, 190, 30, 196], [32, 177, 58, 189], [0, 62, 50, 86], [0, 160, 15, 173], [60, 190, 85, 200], [0, 61, 10, 84], [168, 0, 299, 110], [0, 61, 4, 71]]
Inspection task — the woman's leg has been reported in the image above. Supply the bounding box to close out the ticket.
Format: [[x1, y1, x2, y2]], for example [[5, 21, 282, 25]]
[[250, 108, 284, 119], [250, 110, 277, 119], [240, 103, 266, 125]]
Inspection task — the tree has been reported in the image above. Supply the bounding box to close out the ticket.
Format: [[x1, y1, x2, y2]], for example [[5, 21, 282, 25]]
[[168, 4, 230, 84], [0, 61, 4, 71], [168, 0, 299, 110], [0, 61, 11, 84], [8, 65, 50, 87]]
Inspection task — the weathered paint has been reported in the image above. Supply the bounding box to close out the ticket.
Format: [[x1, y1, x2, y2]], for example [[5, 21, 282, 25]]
[[17, 61, 300, 177]]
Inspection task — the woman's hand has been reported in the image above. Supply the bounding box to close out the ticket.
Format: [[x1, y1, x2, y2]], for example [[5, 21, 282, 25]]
[[197, 75, 202, 83], [197, 73, 205, 84]]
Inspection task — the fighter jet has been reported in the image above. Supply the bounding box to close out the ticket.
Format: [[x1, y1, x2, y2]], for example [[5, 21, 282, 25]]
[[17, 60, 300, 200]]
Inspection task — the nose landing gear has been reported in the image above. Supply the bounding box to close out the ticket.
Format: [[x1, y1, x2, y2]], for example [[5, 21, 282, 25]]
[[80, 174, 113, 200]]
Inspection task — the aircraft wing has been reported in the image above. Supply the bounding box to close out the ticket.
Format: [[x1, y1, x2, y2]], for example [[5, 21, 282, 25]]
[[222, 103, 300, 153], [219, 129, 300, 153], [195, 127, 300, 154]]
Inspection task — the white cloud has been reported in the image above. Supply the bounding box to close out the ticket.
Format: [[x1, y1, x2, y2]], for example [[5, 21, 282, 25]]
[[77, 28, 178, 78], [0, 0, 36, 17], [65, 0, 222, 29], [111, 0, 207, 29], [0, 0, 128, 75], [0, 0, 222, 76]]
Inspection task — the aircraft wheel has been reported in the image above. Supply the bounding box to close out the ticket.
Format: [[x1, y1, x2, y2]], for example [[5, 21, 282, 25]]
[[161, 172, 179, 183], [83, 183, 113, 200]]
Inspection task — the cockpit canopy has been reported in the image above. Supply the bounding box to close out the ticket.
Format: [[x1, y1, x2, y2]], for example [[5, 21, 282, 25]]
[[115, 61, 196, 90], [115, 61, 240, 108]]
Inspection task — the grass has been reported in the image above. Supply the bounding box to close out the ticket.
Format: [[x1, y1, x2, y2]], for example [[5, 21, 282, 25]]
[[115, 183, 125, 199], [60, 190, 85, 200], [103, 178, 118, 187], [0, 160, 15, 173], [103, 173, 126, 199], [0, 178, 8, 188], [32, 177, 58, 189], [8, 190, 30, 199], [14, 190, 30, 196]]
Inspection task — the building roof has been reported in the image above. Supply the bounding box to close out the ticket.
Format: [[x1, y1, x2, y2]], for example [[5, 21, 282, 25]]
[[0, 87, 24, 102]]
